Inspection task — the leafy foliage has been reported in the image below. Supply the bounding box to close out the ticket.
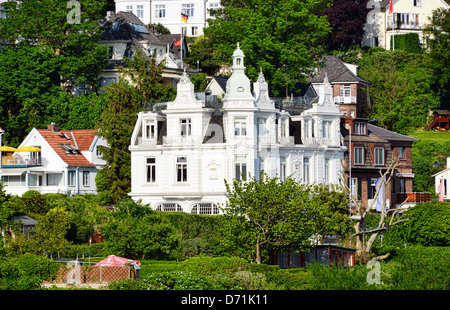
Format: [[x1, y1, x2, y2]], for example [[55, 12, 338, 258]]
[[358, 48, 440, 133], [203, 0, 332, 96]]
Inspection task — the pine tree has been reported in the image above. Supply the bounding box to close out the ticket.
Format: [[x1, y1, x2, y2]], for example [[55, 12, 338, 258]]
[[96, 50, 175, 203]]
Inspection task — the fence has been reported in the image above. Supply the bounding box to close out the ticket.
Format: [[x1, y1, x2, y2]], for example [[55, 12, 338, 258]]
[[48, 261, 139, 285]]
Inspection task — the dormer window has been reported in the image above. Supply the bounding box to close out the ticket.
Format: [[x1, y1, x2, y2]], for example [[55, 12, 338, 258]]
[[144, 119, 156, 140], [354, 122, 366, 135], [180, 119, 192, 136]]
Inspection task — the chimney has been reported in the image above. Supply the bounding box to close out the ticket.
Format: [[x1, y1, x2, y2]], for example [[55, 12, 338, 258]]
[[48, 122, 59, 133], [106, 11, 115, 20]]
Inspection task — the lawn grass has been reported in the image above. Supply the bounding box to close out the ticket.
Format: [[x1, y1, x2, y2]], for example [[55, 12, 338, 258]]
[[409, 130, 450, 143]]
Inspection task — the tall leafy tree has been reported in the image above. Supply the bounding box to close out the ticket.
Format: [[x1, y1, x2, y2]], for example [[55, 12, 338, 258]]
[[96, 50, 175, 203], [320, 0, 370, 51], [0, 0, 108, 87], [358, 48, 440, 133], [204, 0, 332, 96], [423, 8, 450, 109], [223, 174, 351, 264]]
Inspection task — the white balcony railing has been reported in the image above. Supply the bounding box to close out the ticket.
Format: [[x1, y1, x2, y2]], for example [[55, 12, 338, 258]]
[[334, 96, 357, 104]]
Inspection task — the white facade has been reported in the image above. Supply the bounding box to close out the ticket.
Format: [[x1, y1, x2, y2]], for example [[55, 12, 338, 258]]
[[115, 0, 221, 36], [364, 0, 449, 49], [433, 157, 450, 201], [0, 127, 107, 196], [129, 44, 346, 214]]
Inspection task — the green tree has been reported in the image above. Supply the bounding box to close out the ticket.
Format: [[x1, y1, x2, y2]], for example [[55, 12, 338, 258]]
[[96, 50, 175, 203], [0, 0, 108, 87], [358, 48, 440, 133], [203, 0, 331, 96], [223, 174, 350, 264], [423, 8, 450, 109]]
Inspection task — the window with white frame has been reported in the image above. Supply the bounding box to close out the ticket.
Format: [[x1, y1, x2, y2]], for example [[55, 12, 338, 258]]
[[136, 5, 144, 18], [191, 203, 219, 215], [398, 146, 405, 159], [257, 117, 268, 136], [145, 119, 156, 140], [234, 117, 247, 136], [180, 119, 191, 136], [146, 157, 156, 183], [155, 5, 165, 18], [126, 5, 133, 13], [258, 157, 265, 175], [354, 147, 364, 165], [280, 156, 287, 181], [235, 155, 247, 180], [324, 158, 330, 184], [182, 4, 194, 17], [322, 120, 332, 138], [191, 26, 198, 36], [176, 157, 188, 182], [82, 171, 90, 186], [47, 174, 62, 186], [411, 13, 420, 28], [208, 2, 219, 16], [340, 85, 351, 97], [374, 147, 384, 165], [413, 0, 422, 7], [68, 171, 76, 186], [354, 122, 366, 135], [157, 203, 183, 212], [303, 157, 310, 183]]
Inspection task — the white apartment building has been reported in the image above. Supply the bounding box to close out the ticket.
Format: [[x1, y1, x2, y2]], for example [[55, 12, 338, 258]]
[[128, 44, 346, 214], [114, 0, 221, 36], [364, 0, 449, 49]]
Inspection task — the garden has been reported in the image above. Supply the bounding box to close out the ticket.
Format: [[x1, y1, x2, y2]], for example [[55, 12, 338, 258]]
[[0, 183, 449, 290]]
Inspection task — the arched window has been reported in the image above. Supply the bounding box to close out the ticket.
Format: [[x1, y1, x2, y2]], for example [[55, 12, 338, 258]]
[[191, 203, 219, 215], [156, 203, 183, 212]]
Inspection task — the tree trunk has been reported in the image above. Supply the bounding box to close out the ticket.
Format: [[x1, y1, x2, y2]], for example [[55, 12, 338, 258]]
[[256, 237, 261, 264]]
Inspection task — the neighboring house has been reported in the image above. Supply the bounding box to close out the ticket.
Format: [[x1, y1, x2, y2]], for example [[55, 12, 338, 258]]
[[432, 157, 450, 201], [205, 75, 228, 98], [128, 44, 346, 213], [363, 0, 450, 49], [426, 110, 450, 131], [97, 11, 193, 92], [340, 117, 426, 210], [0, 123, 107, 196], [114, 0, 221, 37], [308, 56, 370, 119]]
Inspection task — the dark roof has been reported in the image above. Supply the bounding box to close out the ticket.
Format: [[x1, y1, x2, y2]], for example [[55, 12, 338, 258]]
[[209, 76, 229, 92], [367, 124, 418, 142], [101, 11, 164, 45], [12, 215, 38, 226], [434, 110, 450, 116], [156, 34, 188, 59], [308, 56, 369, 85]]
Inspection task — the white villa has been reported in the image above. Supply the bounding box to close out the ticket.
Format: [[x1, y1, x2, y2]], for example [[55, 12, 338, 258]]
[[114, 0, 221, 37], [128, 44, 347, 214], [363, 0, 450, 49], [0, 124, 107, 196]]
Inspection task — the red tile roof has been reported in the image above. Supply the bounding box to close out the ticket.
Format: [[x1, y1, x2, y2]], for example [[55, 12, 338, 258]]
[[37, 129, 98, 167]]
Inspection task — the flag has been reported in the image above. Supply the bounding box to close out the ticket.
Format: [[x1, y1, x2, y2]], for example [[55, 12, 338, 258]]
[[174, 39, 182, 46], [375, 177, 386, 212], [438, 179, 444, 202], [389, 0, 393, 14], [181, 12, 188, 23]]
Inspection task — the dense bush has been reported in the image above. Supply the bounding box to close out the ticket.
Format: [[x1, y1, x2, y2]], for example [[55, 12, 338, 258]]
[[0, 254, 59, 290]]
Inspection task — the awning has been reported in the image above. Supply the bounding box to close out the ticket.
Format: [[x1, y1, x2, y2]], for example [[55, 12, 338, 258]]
[[0, 146, 17, 152], [16, 146, 41, 152]]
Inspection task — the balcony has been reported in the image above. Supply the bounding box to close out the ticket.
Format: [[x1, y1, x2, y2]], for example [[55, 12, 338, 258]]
[[334, 96, 357, 104], [397, 192, 431, 203], [1, 155, 42, 168]]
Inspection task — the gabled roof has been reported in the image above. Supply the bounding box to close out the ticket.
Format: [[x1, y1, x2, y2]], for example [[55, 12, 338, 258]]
[[36, 129, 97, 167], [208, 76, 229, 92], [101, 11, 164, 45], [308, 56, 369, 85], [367, 124, 418, 142]]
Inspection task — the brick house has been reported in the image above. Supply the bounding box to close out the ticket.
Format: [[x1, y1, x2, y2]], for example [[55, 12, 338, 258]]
[[341, 117, 423, 210], [308, 56, 370, 119]]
